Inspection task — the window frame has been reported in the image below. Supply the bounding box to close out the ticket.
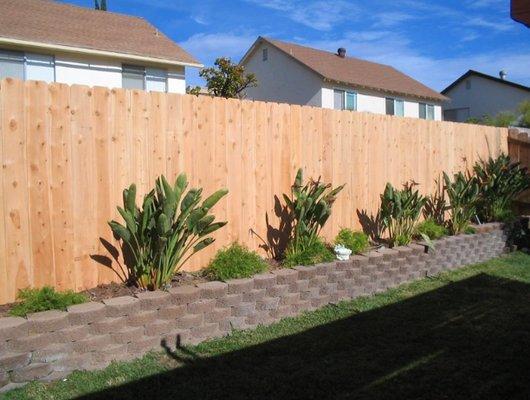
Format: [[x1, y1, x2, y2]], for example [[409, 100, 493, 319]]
[[333, 88, 357, 111], [122, 64, 146, 90], [0, 49, 25, 80], [386, 97, 404, 117], [262, 48, 268, 61], [0, 49, 56, 82], [25, 53, 56, 83], [419, 103, 427, 119], [145, 67, 168, 93], [122, 64, 169, 92], [345, 91, 357, 111], [333, 89, 345, 110], [426, 104, 435, 120]]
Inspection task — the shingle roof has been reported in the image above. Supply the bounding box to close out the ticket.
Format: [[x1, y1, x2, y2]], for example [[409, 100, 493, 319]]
[[243, 37, 446, 102], [442, 70, 530, 95], [0, 0, 200, 66]]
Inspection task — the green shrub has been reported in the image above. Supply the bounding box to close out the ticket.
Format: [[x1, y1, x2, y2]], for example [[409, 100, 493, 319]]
[[9, 286, 87, 317], [109, 174, 228, 290], [206, 243, 268, 281], [443, 171, 479, 235], [283, 168, 344, 256], [379, 182, 427, 247], [473, 154, 530, 222], [415, 218, 447, 240], [283, 237, 334, 268], [334, 229, 369, 254]]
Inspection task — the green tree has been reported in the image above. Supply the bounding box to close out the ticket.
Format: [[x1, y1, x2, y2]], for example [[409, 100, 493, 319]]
[[482, 112, 516, 127], [196, 57, 257, 99], [518, 100, 530, 128]]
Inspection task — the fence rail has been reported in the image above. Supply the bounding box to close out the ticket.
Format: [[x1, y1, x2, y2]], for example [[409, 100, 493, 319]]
[[0, 78, 507, 304]]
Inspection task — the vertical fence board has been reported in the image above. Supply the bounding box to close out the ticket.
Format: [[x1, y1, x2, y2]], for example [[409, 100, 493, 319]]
[[26, 81, 55, 288], [2, 79, 32, 301], [49, 83, 74, 291]]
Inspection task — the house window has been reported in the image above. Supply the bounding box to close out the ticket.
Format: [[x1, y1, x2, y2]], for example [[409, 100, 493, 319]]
[[385, 98, 394, 115], [262, 48, 268, 61], [333, 89, 345, 110], [25, 53, 55, 83], [0, 49, 55, 82], [386, 98, 404, 116], [419, 103, 426, 119], [146, 68, 168, 92], [122, 65, 168, 92], [0, 49, 24, 80], [122, 65, 145, 90], [465, 80, 471, 90], [426, 104, 435, 120], [345, 91, 357, 111], [395, 99, 404, 116], [419, 103, 435, 120], [334, 89, 357, 111]]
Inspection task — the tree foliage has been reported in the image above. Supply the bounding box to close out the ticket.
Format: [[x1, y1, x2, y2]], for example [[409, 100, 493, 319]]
[[191, 57, 258, 99]]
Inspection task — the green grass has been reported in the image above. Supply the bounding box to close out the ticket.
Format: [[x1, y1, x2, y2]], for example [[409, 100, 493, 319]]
[[4, 253, 530, 400], [9, 287, 87, 317]]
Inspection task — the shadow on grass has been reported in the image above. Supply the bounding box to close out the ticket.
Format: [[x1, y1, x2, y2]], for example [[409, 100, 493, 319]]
[[76, 273, 530, 400]]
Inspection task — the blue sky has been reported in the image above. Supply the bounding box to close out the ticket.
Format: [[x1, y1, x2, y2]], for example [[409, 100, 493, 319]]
[[61, 0, 529, 91]]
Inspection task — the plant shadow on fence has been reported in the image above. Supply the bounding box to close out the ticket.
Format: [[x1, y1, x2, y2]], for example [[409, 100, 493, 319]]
[[251, 195, 293, 261], [75, 273, 530, 400], [89, 238, 132, 285]]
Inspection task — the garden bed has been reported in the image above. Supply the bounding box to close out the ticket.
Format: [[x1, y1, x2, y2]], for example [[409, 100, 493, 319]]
[[5, 251, 529, 400], [0, 223, 508, 392]]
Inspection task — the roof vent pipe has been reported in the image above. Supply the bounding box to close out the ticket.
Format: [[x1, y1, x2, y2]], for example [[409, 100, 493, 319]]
[[499, 70, 507, 80], [337, 47, 346, 58]]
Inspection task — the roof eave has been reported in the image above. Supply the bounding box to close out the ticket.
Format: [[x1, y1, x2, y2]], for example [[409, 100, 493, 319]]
[[0, 36, 203, 68], [323, 78, 448, 103]]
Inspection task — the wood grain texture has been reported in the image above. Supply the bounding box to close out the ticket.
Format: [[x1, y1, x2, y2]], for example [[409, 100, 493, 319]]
[[0, 78, 509, 304]]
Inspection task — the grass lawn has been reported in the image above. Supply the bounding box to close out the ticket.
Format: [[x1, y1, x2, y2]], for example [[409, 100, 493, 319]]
[[4, 252, 530, 400]]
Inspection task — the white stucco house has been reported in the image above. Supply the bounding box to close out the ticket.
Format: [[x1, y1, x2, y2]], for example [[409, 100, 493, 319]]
[[441, 70, 530, 122], [240, 37, 446, 120], [0, 0, 201, 93]]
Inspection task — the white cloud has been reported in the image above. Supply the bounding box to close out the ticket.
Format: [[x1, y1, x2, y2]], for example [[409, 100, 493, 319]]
[[180, 32, 257, 63], [467, 17, 514, 32], [373, 11, 416, 27], [191, 14, 209, 25], [245, 0, 360, 31], [465, 0, 505, 9]]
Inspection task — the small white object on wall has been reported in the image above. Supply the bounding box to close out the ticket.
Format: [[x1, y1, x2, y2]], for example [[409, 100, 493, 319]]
[[334, 244, 352, 261]]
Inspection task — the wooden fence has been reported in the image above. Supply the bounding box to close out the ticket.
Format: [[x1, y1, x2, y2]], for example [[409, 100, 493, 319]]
[[507, 128, 530, 212], [0, 78, 507, 304]]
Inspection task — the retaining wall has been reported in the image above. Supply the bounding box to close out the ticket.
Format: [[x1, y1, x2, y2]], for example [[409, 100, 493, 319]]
[[0, 223, 508, 392]]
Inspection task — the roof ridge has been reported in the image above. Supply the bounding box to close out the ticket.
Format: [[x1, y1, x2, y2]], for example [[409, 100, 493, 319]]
[[47, 0, 147, 22], [442, 69, 530, 94], [262, 36, 395, 71]]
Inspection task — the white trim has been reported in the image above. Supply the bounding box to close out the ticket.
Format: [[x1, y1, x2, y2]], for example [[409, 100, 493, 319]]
[[0, 36, 203, 69]]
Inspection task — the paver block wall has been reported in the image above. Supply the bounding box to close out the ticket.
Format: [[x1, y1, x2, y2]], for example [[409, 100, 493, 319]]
[[0, 223, 508, 392]]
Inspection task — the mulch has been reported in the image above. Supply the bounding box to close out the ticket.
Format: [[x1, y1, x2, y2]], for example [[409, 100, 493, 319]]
[[0, 258, 282, 318]]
